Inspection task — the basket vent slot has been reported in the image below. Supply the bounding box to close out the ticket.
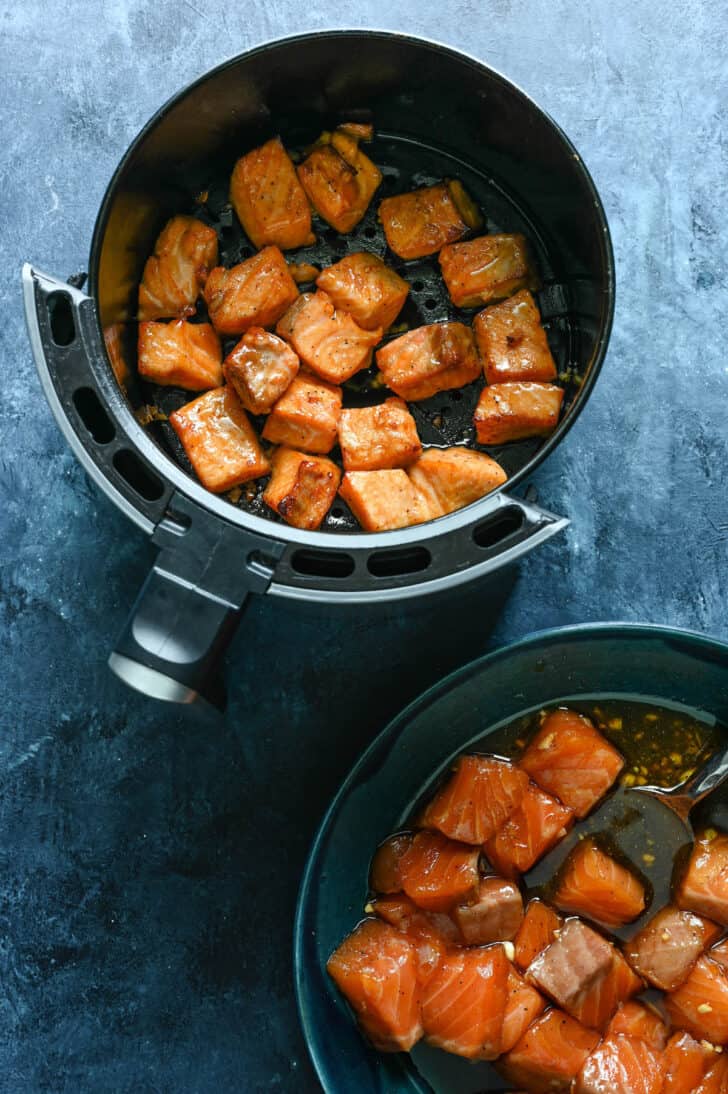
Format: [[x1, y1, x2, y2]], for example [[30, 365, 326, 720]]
[[473, 507, 524, 549], [47, 291, 76, 347], [367, 547, 431, 577], [72, 387, 115, 444], [291, 550, 355, 579], [112, 449, 164, 502]]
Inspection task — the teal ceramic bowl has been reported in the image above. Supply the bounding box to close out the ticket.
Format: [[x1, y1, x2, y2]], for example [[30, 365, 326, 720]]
[[294, 623, 728, 1093]]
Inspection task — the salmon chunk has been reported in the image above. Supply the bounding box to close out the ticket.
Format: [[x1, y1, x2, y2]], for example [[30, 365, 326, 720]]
[[676, 832, 728, 925], [338, 398, 422, 472], [169, 386, 270, 493], [498, 1008, 600, 1093], [376, 321, 481, 401], [519, 708, 625, 819], [223, 327, 299, 414], [262, 448, 340, 530], [474, 381, 564, 444], [696, 1055, 728, 1093], [339, 469, 435, 531], [421, 944, 510, 1059], [453, 877, 524, 945], [439, 233, 535, 309], [398, 831, 479, 913], [371, 896, 456, 986], [230, 137, 314, 250], [514, 899, 563, 972], [501, 967, 547, 1054], [625, 904, 721, 991], [408, 447, 507, 517], [138, 320, 222, 391], [275, 291, 382, 384], [204, 246, 299, 336], [298, 127, 382, 233], [370, 833, 413, 894], [527, 918, 614, 1012], [379, 180, 482, 260], [138, 215, 218, 320], [554, 840, 646, 928], [262, 374, 342, 455], [568, 949, 643, 1030], [662, 1031, 715, 1094], [316, 252, 409, 331], [575, 1034, 665, 1094], [288, 262, 320, 284], [103, 323, 130, 388], [421, 755, 529, 845], [665, 954, 728, 1044], [606, 1000, 667, 1049], [326, 918, 423, 1052], [474, 290, 557, 384], [483, 781, 574, 878]]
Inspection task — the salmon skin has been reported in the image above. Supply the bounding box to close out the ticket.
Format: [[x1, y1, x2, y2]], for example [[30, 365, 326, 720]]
[[483, 780, 574, 877], [664, 953, 728, 1045], [420, 755, 529, 845], [624, 903, 722, 991], [676, 831, 728, 926], [500, 967, 546, 1054], [575, 1033, 665, 1094], [420, 944, 509, 1059], [514, 899, 563, 972], [662, 1030, 715, 1094], [554, 838, 647, 928], [605, 1000, 667, 1049], [398, 831, 479, 913], [497, 1008, 600, 1093]]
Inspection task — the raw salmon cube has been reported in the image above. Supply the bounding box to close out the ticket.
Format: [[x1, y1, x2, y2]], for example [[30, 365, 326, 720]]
[[338, 470, 435, 532], [297, 127, 382, 233], [370, 833, 413, 894], [275, 291, 382, 384], [514, 899, 563, 972], [569, 949, 643, 1030], [408, 447, 507, 517], [138, 215, 218, 320], [519, 708, 625, 819], [527, 919, 613, 1010], [262, 447, 340, 530], [338, 398, 422, 472], [665, 954, 728, 1044], [453, 877, 524, 944], [575, 1034, 665, 1094], [606, 1000, 667, 1049], [474, 290, 557, 384], [376, 321, 481, 401], [439, 233, 535, 308], [262, 374, 342, 455], [379, 180, 482, 260], [483, 781, 574, 877], [204, 246, 299, 336], [230, 136, 314, 251], [497, 1008, 600, 1093], [138, 320, 223, 391], [421, 755, 529, 845], [500, 967, 547, 1054], [676, 831, 728, 925], [316, 252, 409, 331], [371, 894, 459, 985], [662, 1031, 715, 1094], [696, 1055, 728, 1093], [625, 904, 722, 991], [326, 918, 423, 1052], [398, 830, 479, 913], [170, 386, 270, 493], [553, 839, 646, 928], [421, 944, 509, 1059], [474, 381, 564, 444], [223, 327, 299, 414]]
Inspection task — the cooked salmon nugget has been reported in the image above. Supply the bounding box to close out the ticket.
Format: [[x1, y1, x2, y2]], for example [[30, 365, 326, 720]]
[[204, 246, 298, 336], [223, 327, 299, 415], [230, 137, 314, 250], [338, 398, 421, 472], [316, 252, 409, 331], [439, 233, 535, 308], [276, 291, 382, 384], [138, 215, 218, 320], [170, 386, 270, 493], [474, 381, 564, 444], [298, 127, 381, 233], [138, 320, 222, 391], [475, 289, 557, 384], [379, 180, 482, 260], [408, 447, 507, 516], [339, 469, 435, 532], [376, 321, 481, 401], [262, 447, 340, 530], [262, 374, 342, 455]]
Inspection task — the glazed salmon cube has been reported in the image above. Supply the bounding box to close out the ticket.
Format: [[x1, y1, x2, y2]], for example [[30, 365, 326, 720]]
[[575, 1034, 665, 1094], [297, 127, 382, 233], [262, 374, 342, 455], [377, 322, 481, 401], [316, 252, 409, 331], [338, 470, 435, 532], [230, 137, 314, 251], [606, 1000, 667, 1049], [262, 447, 340, 530], [568, 949, 643, 1030], [624, 904, 722, 991], [370, 833, 414, 894], [204, 246, 299, 336], [338, 398, 422, 472], [519, 708, 625, 819], [474, 290, 557, 384], [696, 1055, 728, 1093], [326, 918, 423, 1052], [527, 918, 614, 1012], [169, 386, 270, 493], [421, 944, 510, 1059], [500, 967, 547, 1054], [514, 899, 563, 972], [138, 320, 222, 391], [453, 877, 524, 945], [378, 180, 482, 260], [665, 954, 728, 1044], [553, 839, 646, 928], [483, 781, 574, 878], [676, 831, 728, 925], [287, 262, 320, 284], [398, 830, 479, 913], [662, 1031, 715, 1094], [371, 894, 459, 985], [223, 327, 299, 414], [422, 755, 529, 845], [439, 232, 535, 308], [474, 381, 564, 445], [275, 291, 383, 384], [408, 447, 507, 517], [497, 1008, 600, 1093], [138, 215, 218, 320]]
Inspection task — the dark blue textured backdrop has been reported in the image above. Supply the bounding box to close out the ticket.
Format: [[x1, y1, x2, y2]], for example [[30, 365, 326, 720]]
[[1, 3, 727, 1091]]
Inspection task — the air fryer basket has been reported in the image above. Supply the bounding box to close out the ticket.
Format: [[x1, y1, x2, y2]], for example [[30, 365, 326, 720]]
[[22, 31, 614, 708]]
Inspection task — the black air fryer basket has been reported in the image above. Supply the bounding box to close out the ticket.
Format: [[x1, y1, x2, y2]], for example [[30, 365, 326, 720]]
[[22, 31, 614, 708]]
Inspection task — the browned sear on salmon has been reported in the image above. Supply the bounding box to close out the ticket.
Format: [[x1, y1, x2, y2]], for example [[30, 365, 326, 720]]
[[204, 245, 299, 336], [170, 386, 270, 493], [230, 137, 315, 251], [138, 319, 222, 391], [298, 126, 382, 233], [263, 447, 341, 530], [439, 233, 535, 308], [276, 291, 382, 384], [376, 321, 480, 401], [138, 215, 218, 320], [223, 327, 299, 415], [378, 180, 481, 260], [316, 252, 409, 331]]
